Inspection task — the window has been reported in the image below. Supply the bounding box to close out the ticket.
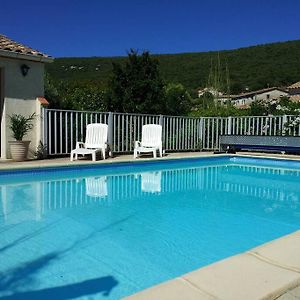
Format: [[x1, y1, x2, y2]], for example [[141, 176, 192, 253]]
[[266, 94, 270, 100]]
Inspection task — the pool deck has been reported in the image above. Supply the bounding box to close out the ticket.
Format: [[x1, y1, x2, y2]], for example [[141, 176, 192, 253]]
[[2, 150, 300, 171], [1, 151, 300, 299], [0, 151, 218, 170]]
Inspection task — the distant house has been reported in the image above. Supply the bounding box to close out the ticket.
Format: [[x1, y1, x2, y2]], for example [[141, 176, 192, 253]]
[[197, 87, 222, 98], [230, 87, 289, 108], [197, 87, 231, 104], [287, 81, 300, 102], [0, 34, 53, 159]]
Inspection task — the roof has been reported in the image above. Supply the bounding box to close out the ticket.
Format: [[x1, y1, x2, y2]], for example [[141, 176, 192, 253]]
[[290, 95, 300, 102], [37, 97, 49, 106], [232, 87, 288, 100], [288, 81, 300, 89], [0, 34, 53, 62]]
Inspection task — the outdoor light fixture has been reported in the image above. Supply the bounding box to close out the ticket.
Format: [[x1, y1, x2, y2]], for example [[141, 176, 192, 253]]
[[20, 64, 30, 77]]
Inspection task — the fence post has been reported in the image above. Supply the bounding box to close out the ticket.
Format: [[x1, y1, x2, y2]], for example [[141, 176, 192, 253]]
[[199, 117, 204, 150], [42, 107, 48, 148], [108, 112, 113, 155], [227, 116, 232, 135], [281, 115, 288, 136], [159, 115, 164, 152], [41, 107, 45, 145], [159, 114, 164, 126], [282, 115, 287, 125]]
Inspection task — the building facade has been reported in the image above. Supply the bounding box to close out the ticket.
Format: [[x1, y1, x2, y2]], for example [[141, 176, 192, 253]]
[[0, 34, 53, 159], [231, 87, 289, 108]]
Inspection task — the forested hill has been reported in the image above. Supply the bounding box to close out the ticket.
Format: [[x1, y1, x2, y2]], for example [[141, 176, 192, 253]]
[[46, 40, 300, 93]]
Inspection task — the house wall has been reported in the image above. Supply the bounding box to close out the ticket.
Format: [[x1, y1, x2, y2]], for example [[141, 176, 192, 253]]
[[289, 88, 300, 95], [233, 89, 289, 107], [0, 57, 45, 159]]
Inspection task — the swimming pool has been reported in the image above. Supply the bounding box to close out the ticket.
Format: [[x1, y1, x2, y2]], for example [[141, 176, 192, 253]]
[[0, 156, 300, 299]]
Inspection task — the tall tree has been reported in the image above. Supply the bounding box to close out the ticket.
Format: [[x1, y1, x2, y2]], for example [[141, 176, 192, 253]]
[[107, 49, 166, 114], [164, 83, 192, 115]]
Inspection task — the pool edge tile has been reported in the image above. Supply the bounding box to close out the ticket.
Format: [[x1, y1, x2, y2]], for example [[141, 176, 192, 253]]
[[0, 154, 231, 174], [182, 253, 300, 300], [248, 230, 300, 273], [123, 278, 217, 300]]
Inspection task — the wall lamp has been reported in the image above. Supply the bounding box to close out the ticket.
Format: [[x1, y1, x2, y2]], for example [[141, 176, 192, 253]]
[[20, 64, 30, 77]]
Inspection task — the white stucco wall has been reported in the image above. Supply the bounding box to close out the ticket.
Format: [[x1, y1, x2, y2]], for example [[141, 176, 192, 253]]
[[233, 89, 289, 107], [0, 56, 45, 159]]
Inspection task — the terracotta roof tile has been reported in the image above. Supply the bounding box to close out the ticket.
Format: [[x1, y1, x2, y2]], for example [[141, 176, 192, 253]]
[[290, 95, 300, 102], [0, 34, 51, 58], [37, 97, 49, 106], [288, 81, 300, 89]]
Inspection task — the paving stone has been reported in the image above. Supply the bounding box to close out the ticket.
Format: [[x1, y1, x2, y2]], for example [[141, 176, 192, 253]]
[[123, 278, 216, 300], [277, 292, 299, 300], [289, 285, 300, 298], [249, 231, 300, 272], [183, 253, 300, 300]]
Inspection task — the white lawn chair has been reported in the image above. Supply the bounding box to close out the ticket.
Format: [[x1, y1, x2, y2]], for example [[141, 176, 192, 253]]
[[70, 123, 108, 161], [134, 124, 162, 158]]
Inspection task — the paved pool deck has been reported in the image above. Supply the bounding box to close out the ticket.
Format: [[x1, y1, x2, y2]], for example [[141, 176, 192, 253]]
[[1, 151, 300, 299], [2, 150, 300, 171], [0, 151, 216, 170]]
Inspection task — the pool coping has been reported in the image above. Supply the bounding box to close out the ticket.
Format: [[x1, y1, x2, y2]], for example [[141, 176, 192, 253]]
[[1, 151, 300, 173], [123, 230, 300, 300], [0, 153, 225, 172]]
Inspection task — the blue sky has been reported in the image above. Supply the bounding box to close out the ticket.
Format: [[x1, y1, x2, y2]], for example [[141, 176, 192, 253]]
[[1, 0, 300, 57]]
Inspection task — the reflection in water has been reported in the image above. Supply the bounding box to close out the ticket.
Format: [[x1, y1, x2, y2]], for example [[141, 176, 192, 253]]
[[0, 183, 42, 225], [86, 177, 108, 198], [141, 172, 161, 193], [0, 164, 300, 225]]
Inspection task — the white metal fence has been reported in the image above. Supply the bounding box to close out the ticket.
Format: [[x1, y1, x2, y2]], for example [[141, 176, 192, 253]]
[[42, 108, 300, 156]]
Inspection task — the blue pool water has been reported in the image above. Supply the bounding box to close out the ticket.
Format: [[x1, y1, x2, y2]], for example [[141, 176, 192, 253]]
[[0, 156, 300, 299]]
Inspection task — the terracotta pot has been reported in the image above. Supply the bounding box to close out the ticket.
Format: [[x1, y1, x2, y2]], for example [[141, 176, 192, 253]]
[[9, 141, 31, 161]]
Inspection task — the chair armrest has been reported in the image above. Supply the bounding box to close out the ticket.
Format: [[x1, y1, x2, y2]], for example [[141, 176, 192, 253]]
[[76, 142, 85, 149], [134, 141, 141, 148]]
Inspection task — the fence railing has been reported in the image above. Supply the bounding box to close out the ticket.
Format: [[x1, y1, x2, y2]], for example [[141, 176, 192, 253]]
[[42, 108, 300, 156]]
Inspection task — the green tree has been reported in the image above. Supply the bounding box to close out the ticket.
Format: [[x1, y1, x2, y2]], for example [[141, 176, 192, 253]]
[[44, 73, 61, 108], [63, 83, 108, 111], [164, 83, 192, 115], [196, 92, 215, 109], [107, 49, 166, 114]]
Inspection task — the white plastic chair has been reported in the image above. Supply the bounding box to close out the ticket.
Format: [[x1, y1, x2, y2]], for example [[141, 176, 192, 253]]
[[134, 124, 163, 158], [70, 123, 108, 161]]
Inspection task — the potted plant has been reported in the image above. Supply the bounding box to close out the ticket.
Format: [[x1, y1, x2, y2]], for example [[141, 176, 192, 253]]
[[8, 113, 35, 161]]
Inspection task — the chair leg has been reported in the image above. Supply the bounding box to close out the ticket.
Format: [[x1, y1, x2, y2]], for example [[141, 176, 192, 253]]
[[75, 153, 78, 160], [134, 149, 138, 159], [153, 150, 157, 158], [70, 152, 74, 161], [102, 148, 106, 160], [159, 146, 163, 157], [92, 152, 96, 162]]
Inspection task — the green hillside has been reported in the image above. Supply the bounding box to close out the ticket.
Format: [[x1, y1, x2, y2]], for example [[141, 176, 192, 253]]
[[46, 40, 300, 93]]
